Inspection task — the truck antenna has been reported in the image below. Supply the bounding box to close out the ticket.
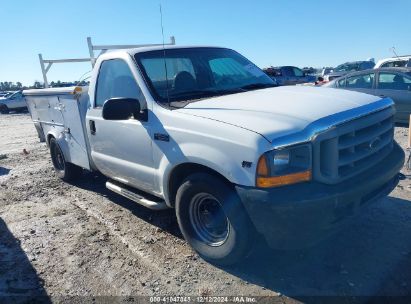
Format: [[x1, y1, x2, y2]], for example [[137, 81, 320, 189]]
[[160, 3, 170, 107], [390, 46, 400, 59]]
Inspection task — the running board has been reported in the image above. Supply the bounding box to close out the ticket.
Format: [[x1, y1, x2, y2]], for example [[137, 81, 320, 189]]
[[106, 181, 168, 210]]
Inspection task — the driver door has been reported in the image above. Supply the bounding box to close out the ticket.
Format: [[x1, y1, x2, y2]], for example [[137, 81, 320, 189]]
[[86, 59, 155, 192], [10, 91, 26, 108]]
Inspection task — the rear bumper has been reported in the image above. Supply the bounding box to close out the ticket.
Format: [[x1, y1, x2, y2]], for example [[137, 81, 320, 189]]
[[236, 142, 405, 249]]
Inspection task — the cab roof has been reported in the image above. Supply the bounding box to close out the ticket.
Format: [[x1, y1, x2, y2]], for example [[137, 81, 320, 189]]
[[112, 45, 226, 56]]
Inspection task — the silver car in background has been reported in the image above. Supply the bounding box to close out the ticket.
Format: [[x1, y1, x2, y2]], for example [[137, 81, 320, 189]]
[[324, 60, 375, 81], [323, 67, 411, 123], [0, 91, 27, 114]]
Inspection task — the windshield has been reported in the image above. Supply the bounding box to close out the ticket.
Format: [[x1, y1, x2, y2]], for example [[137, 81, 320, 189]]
[[334, 63, 361, 72], [8, 91, 20, 99], [135, 48, 275, 103], [381, 60, 408, 68]]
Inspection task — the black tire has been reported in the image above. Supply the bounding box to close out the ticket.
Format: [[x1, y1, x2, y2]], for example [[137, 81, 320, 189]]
[[0, 105, 9, 114], [176, 172, 254, 265], [49, 137, 82, 181]]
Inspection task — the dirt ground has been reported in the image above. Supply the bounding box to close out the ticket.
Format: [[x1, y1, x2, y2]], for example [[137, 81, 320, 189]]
[[0, 113, 411, 303]]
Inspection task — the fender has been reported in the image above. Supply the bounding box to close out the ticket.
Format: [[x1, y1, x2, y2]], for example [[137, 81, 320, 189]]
[[45, 128, 73, 164], [156, 141, 263, 206], [152, 104, 272, 206]]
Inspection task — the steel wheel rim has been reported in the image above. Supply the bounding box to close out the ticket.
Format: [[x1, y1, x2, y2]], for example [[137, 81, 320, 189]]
[[189, 193, 230, 247]]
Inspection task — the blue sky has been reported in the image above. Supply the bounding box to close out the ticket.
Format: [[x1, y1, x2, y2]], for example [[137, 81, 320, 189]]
[[1, 0, 410, 86]]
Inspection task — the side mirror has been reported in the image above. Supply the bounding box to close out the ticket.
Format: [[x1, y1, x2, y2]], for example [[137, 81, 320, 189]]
[[102, 98, 141, 120]]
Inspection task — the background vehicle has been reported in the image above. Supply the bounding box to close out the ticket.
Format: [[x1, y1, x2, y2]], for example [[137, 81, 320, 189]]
[[0, 91, 13, 97], [302, 67, 318, 75], [323, 67, 411, 123], [24, 45, 404, 265], [324, 60, 375, 81], [263, 66, 316, 85], [0, 90, 27, 114], [374, 55, 411, 69], [321, 67, 334, 77]]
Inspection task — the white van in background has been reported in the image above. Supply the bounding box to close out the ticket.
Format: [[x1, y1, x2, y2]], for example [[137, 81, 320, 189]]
[[375, 55, 411, 69]]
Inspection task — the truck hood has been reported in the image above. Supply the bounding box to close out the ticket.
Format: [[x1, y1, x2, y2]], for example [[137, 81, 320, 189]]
[[176, 86, 381, 142]]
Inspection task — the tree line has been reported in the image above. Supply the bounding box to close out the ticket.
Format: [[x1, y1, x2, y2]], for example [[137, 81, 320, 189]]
[[0, 80, 90, 91]]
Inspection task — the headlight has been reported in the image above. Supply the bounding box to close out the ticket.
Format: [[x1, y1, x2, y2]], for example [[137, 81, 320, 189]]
[[256, 144, 312, 188]]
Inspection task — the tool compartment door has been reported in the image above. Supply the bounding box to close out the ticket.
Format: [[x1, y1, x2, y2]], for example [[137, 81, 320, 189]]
[[59, 95, 91, 170]]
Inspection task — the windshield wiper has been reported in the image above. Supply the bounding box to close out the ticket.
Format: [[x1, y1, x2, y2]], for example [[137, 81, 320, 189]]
[[239, 83, 276, 91], [169, 88, 244, 99], [167, 84, 274, 104], [169, 90, 215, 98]]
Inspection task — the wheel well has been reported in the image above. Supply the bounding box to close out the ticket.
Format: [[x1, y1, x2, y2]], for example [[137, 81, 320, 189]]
[[46, 134, 55, 146], [167, 163, 231, 207]]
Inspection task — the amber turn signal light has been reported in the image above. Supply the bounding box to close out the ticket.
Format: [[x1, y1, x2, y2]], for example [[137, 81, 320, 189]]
[[256, 155, 269, 176], [256, 170, 312, 188]]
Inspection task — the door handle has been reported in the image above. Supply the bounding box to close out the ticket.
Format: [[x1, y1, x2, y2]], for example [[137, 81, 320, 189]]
[[89, 120, 96, 135], [379, 94, 386, 98]]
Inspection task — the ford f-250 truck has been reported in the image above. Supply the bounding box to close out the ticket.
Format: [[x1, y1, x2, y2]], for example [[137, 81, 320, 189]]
[[24, 45, 404, 265]]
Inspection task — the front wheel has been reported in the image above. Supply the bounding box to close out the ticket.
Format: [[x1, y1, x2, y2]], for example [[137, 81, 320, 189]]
[[176, 173, 254, 265], [49, 138, 82, 181]]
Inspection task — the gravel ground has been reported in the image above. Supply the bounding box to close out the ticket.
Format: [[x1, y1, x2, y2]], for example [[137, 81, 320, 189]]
[[0, 113, 410, 303]]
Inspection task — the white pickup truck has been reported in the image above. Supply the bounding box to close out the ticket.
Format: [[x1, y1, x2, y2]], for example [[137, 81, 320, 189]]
[[24, 45, 404, 265]]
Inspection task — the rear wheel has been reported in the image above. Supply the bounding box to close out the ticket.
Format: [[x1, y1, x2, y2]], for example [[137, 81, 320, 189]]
[[0, 105, 9, 114], [49, 138, 82, 181], [176, 173, 254, 265]]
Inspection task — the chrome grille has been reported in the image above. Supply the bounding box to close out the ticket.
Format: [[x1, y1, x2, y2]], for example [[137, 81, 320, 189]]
[[313, 107, 395, 184]]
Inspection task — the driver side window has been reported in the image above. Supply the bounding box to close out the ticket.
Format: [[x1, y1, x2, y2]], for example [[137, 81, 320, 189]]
[[95, 59, 143, 108]]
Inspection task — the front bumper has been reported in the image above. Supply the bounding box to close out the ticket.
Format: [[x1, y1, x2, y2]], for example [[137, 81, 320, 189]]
[[236, 142, 405, 249]]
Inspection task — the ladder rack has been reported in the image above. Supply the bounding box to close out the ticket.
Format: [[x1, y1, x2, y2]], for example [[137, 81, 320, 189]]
[[39, 36, 176, 88]]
